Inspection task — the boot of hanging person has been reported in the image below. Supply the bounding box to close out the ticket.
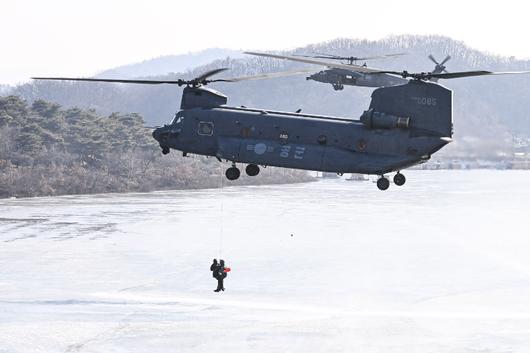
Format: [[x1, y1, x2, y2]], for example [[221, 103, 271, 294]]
[[215, 279, 223, 292]]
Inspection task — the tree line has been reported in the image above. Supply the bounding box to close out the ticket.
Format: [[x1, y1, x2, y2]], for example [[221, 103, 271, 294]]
[[0, 96, 311, 198]]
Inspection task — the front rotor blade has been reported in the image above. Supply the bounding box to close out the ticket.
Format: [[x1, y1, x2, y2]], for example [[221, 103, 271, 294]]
[[244, 51, 381, 73], [216, 68, 317, 82], [194, 68, 229, 82], [32, 77, 186, 85]]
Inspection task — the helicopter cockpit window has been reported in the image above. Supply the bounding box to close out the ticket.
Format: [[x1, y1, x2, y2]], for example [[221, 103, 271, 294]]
[[172, 113, 184, 125], [198, 121, 214, 136]]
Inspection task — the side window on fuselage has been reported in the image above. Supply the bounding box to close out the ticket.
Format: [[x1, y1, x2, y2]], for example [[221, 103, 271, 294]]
[[198, 121, 214, 136]]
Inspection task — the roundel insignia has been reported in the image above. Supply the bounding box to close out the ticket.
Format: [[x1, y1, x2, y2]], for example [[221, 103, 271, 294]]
[[254, 143, 267, 155]]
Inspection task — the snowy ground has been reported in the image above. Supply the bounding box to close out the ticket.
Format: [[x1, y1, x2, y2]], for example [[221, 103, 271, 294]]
[[1, 170, 530, 353]]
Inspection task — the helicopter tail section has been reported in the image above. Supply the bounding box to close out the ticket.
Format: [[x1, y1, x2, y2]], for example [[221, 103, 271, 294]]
[[369, 80, 452, 139]]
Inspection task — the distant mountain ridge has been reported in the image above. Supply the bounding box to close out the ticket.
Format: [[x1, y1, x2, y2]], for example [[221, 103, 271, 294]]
[[11, 35, 530, 158], [95, 48, 245, 79]]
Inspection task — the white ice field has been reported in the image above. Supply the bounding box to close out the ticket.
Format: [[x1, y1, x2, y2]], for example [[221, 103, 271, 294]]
[[1, 170, 530, 353]]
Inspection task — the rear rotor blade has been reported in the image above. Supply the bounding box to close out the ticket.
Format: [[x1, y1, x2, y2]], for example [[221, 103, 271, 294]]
[[431, 70, 530, 79], [373, 69, 530, 80], [428, 71, 493, 79]]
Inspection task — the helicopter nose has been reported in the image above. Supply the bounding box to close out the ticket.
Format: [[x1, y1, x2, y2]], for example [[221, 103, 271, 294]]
[[152, 128, 160, 141]]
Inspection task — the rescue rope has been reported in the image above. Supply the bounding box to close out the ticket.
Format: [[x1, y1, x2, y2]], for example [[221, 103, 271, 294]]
[[218, 164, 224, 258]]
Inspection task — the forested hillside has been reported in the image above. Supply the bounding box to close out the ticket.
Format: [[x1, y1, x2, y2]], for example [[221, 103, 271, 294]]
[[0, 96, 311, 198], [13, 35, 530, 159], [0, 85, 11, 95]]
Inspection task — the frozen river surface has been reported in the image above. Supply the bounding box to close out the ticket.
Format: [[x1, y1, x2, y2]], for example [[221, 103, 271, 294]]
[[1, 170, 530, 353]]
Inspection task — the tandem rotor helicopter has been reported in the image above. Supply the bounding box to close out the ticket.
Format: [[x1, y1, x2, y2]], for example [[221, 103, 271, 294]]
[[33, 54, 530, 191]]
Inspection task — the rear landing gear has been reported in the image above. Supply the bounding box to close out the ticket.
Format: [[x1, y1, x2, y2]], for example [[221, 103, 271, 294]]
[[245, 164, 260, 176], [161, 146, 170, 155], [376, 176, 390, 191], [376, 173, 406, 190], [225, 166, 241, 181], [393, 172, 406, 186]]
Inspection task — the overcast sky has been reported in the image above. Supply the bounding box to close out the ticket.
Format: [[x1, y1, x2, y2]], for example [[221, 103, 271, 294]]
[[2, 0, 530, 85]]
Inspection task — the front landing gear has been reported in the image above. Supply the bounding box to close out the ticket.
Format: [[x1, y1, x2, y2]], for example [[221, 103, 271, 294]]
[[225, 165, 241, 181], [393, 172, 406, 186], [376, 176, 390, 191], [161, 146, 170, 155]]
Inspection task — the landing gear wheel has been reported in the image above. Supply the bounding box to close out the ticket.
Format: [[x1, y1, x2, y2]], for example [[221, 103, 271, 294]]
[[225, 167, 241, 181], [393, 172, 406, 186], [245, 164, 260, 176], [161, 146, 170, 155], [376, 176, 390, 191]]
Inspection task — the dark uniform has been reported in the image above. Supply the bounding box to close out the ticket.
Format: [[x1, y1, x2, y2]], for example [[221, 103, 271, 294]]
[[210, 259, 223, 292], [215, 259, 227, 292], [210, 259, 219, 278]]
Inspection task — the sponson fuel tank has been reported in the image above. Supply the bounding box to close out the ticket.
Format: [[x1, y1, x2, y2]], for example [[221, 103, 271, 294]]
[[360, 109, 410, 129]]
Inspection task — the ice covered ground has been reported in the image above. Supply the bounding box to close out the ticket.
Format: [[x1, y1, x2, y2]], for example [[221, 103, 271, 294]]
[[1, 170, 530, 353]]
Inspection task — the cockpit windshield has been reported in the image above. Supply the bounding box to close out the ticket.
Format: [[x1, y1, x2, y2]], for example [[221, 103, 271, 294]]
[[171, 112, 184, 125]]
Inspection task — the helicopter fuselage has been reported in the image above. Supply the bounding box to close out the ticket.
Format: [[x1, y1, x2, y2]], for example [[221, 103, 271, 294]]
[[153, 80, 452, 176], [307, 68, 407, 90]]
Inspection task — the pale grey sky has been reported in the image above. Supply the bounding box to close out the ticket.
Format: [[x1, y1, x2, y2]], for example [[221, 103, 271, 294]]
[[2, 0, 530, 85]]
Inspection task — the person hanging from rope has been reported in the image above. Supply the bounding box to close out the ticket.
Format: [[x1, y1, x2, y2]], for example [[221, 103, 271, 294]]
[[214, 259, 230, 292], [210, 259, 220, 291], [210, 259, 219, 276]]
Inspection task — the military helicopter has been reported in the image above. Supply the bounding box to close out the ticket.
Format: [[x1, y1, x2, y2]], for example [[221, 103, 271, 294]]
[[245, 51, 451, 90], [426, 54, 452, 82], [33, 64, 530, 191]]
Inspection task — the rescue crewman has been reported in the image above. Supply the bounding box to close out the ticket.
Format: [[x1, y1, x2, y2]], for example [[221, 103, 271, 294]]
[[210, 259, 220, 292], [215, 259, 228, 292]]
